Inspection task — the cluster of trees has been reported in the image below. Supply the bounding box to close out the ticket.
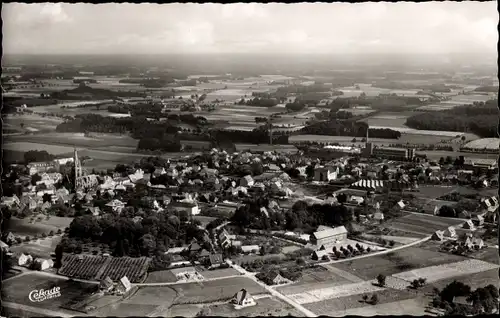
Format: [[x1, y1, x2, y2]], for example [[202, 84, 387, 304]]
[[61, 211, 208, 258], [302, 120, 401, 139], [295, 92, 331, 104], [405, 100, 498, 138], [210, 127, 289, 145], [276, 83, 331, 95], [24, 150, 55, 164], [51, 85, 146, 100], [137, 137, 182, 152], [285, 101, 307, 112], [236, 97, 279, 107], [432, 281, 499, 315], [119, 77, 176, 88]]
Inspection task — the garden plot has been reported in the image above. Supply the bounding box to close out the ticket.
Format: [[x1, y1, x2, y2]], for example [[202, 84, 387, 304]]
[[10, 235, 62, 259], [207, 296, 304, 317], [392, 259, 500, 283], [463, 138, 500, 151], [9, 216, 73, 237], [288, 281, 385, 304]]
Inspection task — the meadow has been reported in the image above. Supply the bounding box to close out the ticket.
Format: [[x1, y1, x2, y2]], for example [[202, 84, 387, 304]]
[[10, 235, 62, 259], [9, 216, 73, 237], [463, 138, 499, 150]]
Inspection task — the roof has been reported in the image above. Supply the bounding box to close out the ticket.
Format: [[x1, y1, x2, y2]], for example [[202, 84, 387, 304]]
[[234, 289, 252, 305], [242, 175, 254, 182], [351, 179, 385, 189], [209, 253, 223, 264], [100, 276, 114, 288], [312, 226, 347, 240], [118, 276, 132, 290], [170, 201, 197, 208], [170, 266, 196, 275], [241, 245, 260, 252]]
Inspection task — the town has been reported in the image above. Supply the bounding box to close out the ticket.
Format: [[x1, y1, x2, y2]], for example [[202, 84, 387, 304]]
[[1, 2, 499, 317]]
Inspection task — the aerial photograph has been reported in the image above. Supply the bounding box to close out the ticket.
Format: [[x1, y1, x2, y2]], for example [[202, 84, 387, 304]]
[[1, 2, 498, 317]]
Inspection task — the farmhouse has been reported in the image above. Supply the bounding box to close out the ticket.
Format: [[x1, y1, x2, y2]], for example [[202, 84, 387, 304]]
[[16, 253, 33, 266], [310, 226, 348, 247], [232, 289, 256, 309], [444, 226, 457, 239], [473, 215, 484, 226], [240, 175, 255, 187], [116, 276, 132, 295], [105, 199, 126, 213], [431, 230, 445, 241], [270, 272, 289, 285], [0, 241, 10, 252], [241, 245, 260, 254], [314, 165, 338, 182], [207, 253, 224, 269], [463, 220, 476, 230], [33, 258, 54, 271]]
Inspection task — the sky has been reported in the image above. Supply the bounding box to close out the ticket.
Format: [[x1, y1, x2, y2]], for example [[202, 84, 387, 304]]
[[2, 2, 498, 56]]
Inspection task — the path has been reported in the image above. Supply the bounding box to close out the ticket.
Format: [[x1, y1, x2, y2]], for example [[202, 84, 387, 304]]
[[1, 301, 79, 318], [225, 259, 317, 318]]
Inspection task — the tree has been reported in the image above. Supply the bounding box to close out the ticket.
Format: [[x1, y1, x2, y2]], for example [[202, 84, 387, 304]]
[[370, 294, 379, 305], [377, 274, 386, 287], [31, 173, 42, 186], [362, 295, 368, 302]]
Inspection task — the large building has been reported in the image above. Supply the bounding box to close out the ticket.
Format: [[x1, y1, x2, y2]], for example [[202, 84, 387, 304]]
[[310, 226, 348, 247], [314, 165, 339, 182], [463, 158, 498, 174], [372, 146, 415, 160]]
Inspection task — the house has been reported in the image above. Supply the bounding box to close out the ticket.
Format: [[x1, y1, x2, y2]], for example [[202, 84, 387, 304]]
[[168, 201, 200, 216], [86, 206, 101, 217], [198, 249, 210, 260], [310, 226, 348, 247], [33, 258, 54, 271], [153, 168, 166, 177], [40, 201, 52, 211], [471, 237, 484, 249], [241, 245, 260, 254], [17, 253, 33, 266], [3, 232, 16, 245], [2, 195, 20, 208], [99, 276, 114, 292], [314, 165, 338, 182], [105, 199, 125, 214], [270, 272, 289, 285], [444, 226, 457, 239], [188, 241, 202, 253], [0, 241, 10, 252], [473, 215, 484, 226], [463, 220, 475, 230], [373, 212, 385, 222], [116, 276, 132, 295], [207, 253, 224, 268], [218, 229, 232, 249], [240, 175, 254, 187], [431, 230, 445, 241], [231, 289, 256, 309]]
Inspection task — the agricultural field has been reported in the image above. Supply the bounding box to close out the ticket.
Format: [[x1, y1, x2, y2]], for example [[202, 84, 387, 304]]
[[359, 112, 413, 129], [412, 185, 454, 200], [234, 143, 298, 153], [144, 270, 178, 283], [171, 277, 266, 304], [3, 142, 76, 155], [9, 132, 139, 148], [4, 113, 64, 132], [94, 303, 158, 317], [58, 254, 151, 283], [333, 246, 468, 281], [425, 268, 499, 292], [2, 272, 97, 312], [383, 213, 465, 237], [8, 216, 73, 237], [289, 133, 453, 146], [198, 268, 241, 280], [463, 138, 500, 151], [207, 296, 305, 317], [303, 287, 417, 316], [163, 304, 201, 317], [330, 297, 430, 317], [10, 235, 62, 259], [276, 266, 356, 296]]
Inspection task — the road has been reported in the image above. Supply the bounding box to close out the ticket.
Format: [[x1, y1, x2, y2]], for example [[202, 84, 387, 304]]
[[225, 259, 317, 318], [1, 301, 79, 318]]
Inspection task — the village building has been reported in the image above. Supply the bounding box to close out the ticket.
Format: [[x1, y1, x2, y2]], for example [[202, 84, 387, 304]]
[[99, 276, 114, 292], [314, 165, 338, 182], [431, 230, 445, 241], [463, 219, 476, 230], [116, 276, 132, 295], [240, 175, 255, 187], [472, 237, 485, 249], [0, 241, 10, 252], [473, 215, 485, 226], [207, 253, 224, 269], [309, 226, 348, 247], [444, 226, 457, 239], [241, 245, 260, 254], [105, 199, 126, 214], [16, 253, 33, 266], [33, 258, 54, 271], [232, 289, 256, 309], [269, 272, 289, 285]]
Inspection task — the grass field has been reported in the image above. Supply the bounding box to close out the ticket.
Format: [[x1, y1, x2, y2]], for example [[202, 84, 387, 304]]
[[94, 303, 158, 317], [289, 134, 453, 146], [463, 138, 500, 150], [144, 270, 178, 283], [384, 213, 465, 237], [333, 246, 468, 281], [2, 273, 98, 310], [124, 286, 178, 306], [172, 277, 266, 304], [412, 186, 454, 199], [3, 142, 76, 155], [208, 296, 305, 317], [10, 235, 62, 259], [8, 132, 138, 148], [276, 267, 353, 295], [198, 268, 241, 280], [9, 216, 73, 237]]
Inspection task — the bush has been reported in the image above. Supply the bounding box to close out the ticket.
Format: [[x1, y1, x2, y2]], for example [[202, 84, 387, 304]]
[[370, 294, 379, 305], [41, 233, 47, 238], [24, 236, 31, 242], [57, 229, 62, 234], [377, 274, 386, 287], [48, 230, 55, 236]]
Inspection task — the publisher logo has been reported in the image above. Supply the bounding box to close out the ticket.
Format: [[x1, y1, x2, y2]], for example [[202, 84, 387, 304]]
[[29, 287, 61, 302]]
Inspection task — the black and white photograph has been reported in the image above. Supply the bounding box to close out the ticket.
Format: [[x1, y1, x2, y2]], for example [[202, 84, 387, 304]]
[[1, 2, 499, 317]]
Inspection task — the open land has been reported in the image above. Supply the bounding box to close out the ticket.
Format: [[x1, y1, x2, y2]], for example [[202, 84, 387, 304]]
[[8, 216, 73, 237]]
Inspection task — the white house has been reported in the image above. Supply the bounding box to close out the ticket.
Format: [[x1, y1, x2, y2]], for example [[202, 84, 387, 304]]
[[232, 289, 256, 309], [105, 199, 126, 213], [314, 166, 338, 182], [444, 226, 457, 239], [241, 245, 260, 254], [431, 230, 445, 241], [33, 258, 54, 271], [240, 175, 255, 187], [116, 276, 132, 295], [17, 253, 33, 266]]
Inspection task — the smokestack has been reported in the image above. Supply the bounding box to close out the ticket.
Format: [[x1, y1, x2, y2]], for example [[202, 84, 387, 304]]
[[366, 125, 369, 144]]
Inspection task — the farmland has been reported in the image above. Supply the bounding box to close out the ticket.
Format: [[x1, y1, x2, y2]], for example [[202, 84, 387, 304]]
[[198, 268, 241, 280], [171, 277, 266, 304], [462, 138, 500, 150], [58, 254, 151, 282], [10, 235, 62, 259], [208, 296, 305, 317], [382, 213, 465, 237], [2, 272, 97, 311], [276, 266, 354, 295], [333, 246, 468, 280], [8, 216, 72, 237], [3, 142, 76, 156], [289, 133, 455, 146]]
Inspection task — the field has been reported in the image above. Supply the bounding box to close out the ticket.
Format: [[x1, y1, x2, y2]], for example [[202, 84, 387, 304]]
[[144, 270, 178, 283], [8, 216, 73, 237], [94, 303, 158, 317], [3, 142, 76, 155], [171, 277, 266, 304], [276, 266, 353, 295], [463, 138, 500, 150], [289, 133, 454, 146], [288, 281, 385, 304], [10, 235, 62, 259], [2, 272, 98, 311], [391, 259, 499, 283], [198, 268, 241, 280], [333, 246, 468, 281], [235, 143, 298, 153], [4, 113, 64, 132], [413, 185, 454, 199], [58, 254, 151, 282], [208, 296, 305, 317], [8, 132, 139, 148], [383, 213, 465, 237]]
